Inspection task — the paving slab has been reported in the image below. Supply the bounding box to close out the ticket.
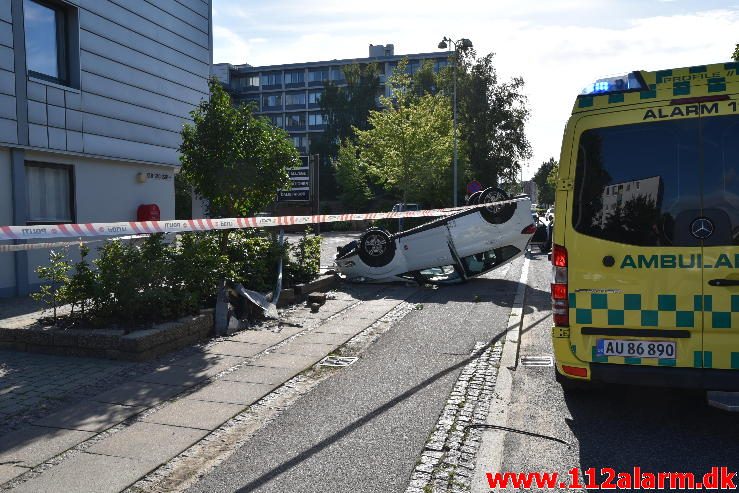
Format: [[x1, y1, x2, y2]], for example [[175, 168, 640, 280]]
[[314, 299, 356, 318], [0, 464, 29, 484], [253, 351, 323, 370], [0, 425, 94, 468], [32, 401, 145, 433], [91, 381, 184, 407], [295, 331, 355, 345], [227, 327, 303, 345], [167, 353, 246, 371], [274, 342, 340, 357], [134, 355, 244, 387], [140, 398, 244, 431], [313, 317, 372, 334], [205, 341, 269, 358], [220, 364, 302, 385], [86, 422, 208, 464], [184, 380, 275, 405], [10, 452, 156, 493]]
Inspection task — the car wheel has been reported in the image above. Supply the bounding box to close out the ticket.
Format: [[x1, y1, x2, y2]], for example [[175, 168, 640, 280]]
[[466, 191, 482, 206], [358, 228, 396, 267], [478, 187, 515, 224]]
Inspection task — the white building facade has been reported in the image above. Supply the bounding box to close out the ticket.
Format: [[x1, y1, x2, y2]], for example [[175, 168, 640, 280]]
[[0, 0, 212, 297]]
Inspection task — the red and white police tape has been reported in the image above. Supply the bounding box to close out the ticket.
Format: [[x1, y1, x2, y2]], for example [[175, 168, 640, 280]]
[[0, 198, 527, 246]]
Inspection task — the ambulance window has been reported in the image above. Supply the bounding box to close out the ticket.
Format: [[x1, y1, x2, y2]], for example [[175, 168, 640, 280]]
[[700, 114, 739, 246], [572, 119, 701, 246]]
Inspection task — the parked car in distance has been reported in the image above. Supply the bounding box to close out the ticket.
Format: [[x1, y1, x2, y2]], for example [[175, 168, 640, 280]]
[[335, 188, 535, 284]]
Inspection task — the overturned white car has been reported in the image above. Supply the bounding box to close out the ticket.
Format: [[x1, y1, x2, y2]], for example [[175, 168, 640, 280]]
[[336, 188, 535, 284]]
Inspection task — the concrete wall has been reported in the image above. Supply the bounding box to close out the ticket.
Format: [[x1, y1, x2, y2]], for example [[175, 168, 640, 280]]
[[0, 0, 212, 297], [0, 148, 15, 296], [0, 0, 210, 166], [23, 150, 176, 286]]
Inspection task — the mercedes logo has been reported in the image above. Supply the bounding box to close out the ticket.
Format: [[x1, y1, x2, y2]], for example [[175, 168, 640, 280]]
[[690, 217, 714, 240]]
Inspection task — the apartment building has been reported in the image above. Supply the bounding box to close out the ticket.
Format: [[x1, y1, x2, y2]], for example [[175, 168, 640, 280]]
[[212, 44, 450, 155], [0, 0, 212, 297]]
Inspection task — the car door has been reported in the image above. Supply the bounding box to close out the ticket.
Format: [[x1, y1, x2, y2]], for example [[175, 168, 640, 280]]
[[566, 106, 704, 370], [699, 108, 739, 372]]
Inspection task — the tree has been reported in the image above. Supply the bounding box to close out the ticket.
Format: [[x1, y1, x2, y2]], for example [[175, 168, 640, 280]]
[[451, 50, 532, 191], [533, 158, 557, 205], [312, 63, 381, 199], [733, 43, 739, 61], [333, 141, 373, 210], [337, 60, 455, 208], [179, 78, 299, 249]]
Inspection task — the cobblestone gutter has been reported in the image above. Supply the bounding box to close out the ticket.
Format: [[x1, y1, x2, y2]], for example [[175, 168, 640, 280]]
[[406, 341, 503, 493]]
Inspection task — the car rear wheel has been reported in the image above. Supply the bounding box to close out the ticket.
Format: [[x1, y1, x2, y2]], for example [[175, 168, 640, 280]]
[[358, 228, 396, 267], [478, 187, 515, 224], [466, 191, 482, 206]]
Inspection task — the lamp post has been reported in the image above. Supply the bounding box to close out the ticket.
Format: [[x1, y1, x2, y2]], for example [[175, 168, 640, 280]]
[[438, 36, 472, 207]]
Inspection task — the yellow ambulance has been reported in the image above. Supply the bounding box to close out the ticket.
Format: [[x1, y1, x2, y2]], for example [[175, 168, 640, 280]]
[[551, 62, 739, 399]]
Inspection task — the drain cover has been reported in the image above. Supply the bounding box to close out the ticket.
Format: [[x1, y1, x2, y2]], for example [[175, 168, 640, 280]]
[[520, 355, 554, 367], [319, 356, 358, 367]]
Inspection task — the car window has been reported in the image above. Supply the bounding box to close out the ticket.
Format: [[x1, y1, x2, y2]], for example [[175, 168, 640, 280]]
[[700, 115, 739, 246], [416, 265, 461, 283], [572, 118, 701, 246], [460, 246, 521, 277]]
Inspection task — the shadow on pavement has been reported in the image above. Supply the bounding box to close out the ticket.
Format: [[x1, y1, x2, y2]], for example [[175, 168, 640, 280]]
[[565, 386, 739, 481]]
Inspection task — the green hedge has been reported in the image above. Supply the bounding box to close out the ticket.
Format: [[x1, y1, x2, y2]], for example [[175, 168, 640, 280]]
[[33, 230, 322, 328]]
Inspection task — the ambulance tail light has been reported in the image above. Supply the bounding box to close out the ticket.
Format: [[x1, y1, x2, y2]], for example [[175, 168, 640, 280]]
[[551, 243, 569, 327], [562, 365, 588, 378]]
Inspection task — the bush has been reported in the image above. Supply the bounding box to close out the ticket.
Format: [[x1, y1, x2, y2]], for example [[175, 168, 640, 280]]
[[285, 229, 321, 285], [34, 229, 323, 329]]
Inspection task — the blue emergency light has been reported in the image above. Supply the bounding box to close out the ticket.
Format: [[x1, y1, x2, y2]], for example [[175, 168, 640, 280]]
[[580, 72, 645, 95]]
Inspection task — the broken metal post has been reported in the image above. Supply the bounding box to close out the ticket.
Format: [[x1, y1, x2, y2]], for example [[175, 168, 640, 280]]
[[272, 228, 285, 306], [214, 279, 229, 335]]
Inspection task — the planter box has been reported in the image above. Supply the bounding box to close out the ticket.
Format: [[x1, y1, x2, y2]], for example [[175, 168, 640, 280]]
[[0, 310, 214, 361]]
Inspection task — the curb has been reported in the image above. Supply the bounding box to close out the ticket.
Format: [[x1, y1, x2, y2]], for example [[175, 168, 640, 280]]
[[471, 256, 530, 493]]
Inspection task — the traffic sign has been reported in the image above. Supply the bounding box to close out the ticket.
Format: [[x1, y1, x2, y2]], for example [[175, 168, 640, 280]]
[[278, 162, 312, 202], [467, 180, 482, 194]]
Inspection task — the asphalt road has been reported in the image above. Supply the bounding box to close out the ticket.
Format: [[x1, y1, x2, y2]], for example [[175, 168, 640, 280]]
[[496, 251, 739, 491], [187, 257, 525, 493]]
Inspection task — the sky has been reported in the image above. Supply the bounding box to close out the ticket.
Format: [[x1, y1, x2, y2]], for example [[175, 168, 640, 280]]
[[211, 0, 738, 180]]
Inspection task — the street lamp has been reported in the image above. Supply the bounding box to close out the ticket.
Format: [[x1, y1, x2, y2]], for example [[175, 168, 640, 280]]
[[438, 37, 472, 207]]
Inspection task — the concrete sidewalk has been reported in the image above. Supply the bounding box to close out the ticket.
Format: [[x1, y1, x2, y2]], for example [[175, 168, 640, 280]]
[[471, 253, 548, 493], [0, 283, 417, 492]]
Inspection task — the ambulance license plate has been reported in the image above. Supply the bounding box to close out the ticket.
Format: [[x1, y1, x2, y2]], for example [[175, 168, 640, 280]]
[[596, 339, 676, 359]]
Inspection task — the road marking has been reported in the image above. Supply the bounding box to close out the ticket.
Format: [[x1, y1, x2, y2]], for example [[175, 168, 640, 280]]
[[471, 255, 530, 493]]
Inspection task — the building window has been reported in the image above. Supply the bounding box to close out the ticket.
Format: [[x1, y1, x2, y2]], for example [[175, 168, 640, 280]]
[[308, 69, 329, 83], [267, 114, 283, 128], [329, 67, 345, 82], [262, 94, 281, 109], [286, 113, 305, 129], [308, 90, 322, 105], [308, 113, 325, 126], [24, 0, 70, 84], [285, 92, 306, 106], [261, 72, 281, 87], [285, 70, 304, 85], [25, 162, 74, 223], [291, 135, 306, 149], [247, 74, 259, 87]]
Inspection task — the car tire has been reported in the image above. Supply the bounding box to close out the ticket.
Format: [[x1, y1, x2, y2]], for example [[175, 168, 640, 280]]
[[466, 191, 482, 206], [358, 228, 396, 268], [478, 187, 515, 224]]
